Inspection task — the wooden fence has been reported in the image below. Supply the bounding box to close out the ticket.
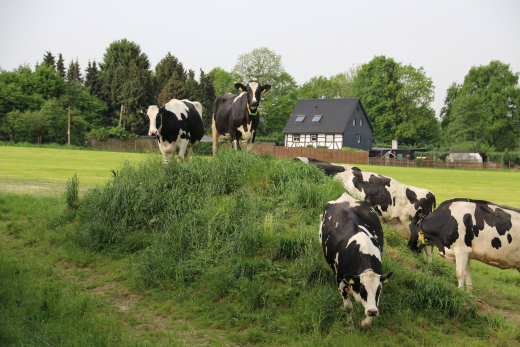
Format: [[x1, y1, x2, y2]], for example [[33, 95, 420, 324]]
[[369, 157, 503, 170], [220, 144, 368, 164], [90, 138, 369, 165]]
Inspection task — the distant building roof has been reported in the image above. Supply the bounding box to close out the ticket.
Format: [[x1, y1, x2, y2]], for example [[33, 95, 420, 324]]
[[282, 98, 374, 134]]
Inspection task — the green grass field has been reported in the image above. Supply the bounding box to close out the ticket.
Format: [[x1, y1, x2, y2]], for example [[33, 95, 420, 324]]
[[1, 146, 519, 346]]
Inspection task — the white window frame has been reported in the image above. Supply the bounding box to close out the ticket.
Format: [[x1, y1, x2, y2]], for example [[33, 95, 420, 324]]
[[293, 134, 300, 142], [360, 118, 363, 126], [357, 134, 361, 143], [311, 134, 317, 142], [353, 118, 356, 126]]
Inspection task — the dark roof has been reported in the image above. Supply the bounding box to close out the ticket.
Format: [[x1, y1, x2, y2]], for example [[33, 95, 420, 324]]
[[282, 98, 374, 134]]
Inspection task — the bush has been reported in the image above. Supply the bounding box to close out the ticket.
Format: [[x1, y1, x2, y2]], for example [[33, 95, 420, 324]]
[[88, 128, 109, 141], [342, 147, 366, 152], [108, 125, 132, 140]]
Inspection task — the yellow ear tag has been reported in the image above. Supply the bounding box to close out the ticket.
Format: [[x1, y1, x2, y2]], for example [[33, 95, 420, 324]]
[[420, 234, 425, 243], [239, 87, 242, 91], [140, 110, 143, 113], [349, 279, 354, 284], [384, 279, 389, 283], [409, 220, 411, 225]]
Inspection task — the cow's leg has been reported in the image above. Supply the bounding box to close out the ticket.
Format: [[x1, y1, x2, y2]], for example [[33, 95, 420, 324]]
[[246, 135, 254, 151], [183, 146, 192, 163], [455, 251, 469, 289], [233, 138, 241, 151], [339, 287, 354, 329], [211, 115, 219, 156], [425, 245, 433, 263], [464, 258, 473, 291], [159, 143, 170, 164], [177, 139, 189, 164]]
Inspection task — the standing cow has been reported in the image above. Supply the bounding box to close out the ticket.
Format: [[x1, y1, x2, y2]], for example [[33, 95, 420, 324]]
[[141, 99, 204, 164], [320, 193, 393, 330], [336, 166, 436, 262], [408, 198, 520, 290], [211, 81, 271, 156]]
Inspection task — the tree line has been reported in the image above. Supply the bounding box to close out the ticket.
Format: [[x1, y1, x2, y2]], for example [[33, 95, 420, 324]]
[[1, 39, 519, 151]]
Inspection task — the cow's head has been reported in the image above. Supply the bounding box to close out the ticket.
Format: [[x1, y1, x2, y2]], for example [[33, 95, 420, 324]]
[[140, 104, 164, 136], [345, 269, 393, 318], [234, 81, 271, 114], [407, 214, 423, 251]]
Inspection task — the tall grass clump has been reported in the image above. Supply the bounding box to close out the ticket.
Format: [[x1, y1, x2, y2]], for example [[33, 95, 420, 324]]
[[65, 173, 80, 210]]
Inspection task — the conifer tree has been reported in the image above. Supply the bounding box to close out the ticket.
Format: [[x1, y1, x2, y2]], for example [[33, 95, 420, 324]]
[[67, 58, 83, 83], [42, 51, 56, 70], [85, 60, 101, 96], [56, 54, 66, 78]]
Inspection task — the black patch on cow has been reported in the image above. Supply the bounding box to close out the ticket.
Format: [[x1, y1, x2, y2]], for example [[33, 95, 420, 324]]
[[491, 237, 502, 249], [406, 189, 436, 218], [352, 167, 362, 172], [474, 205, 513, 236], [359, 285, 368, 302], [507, 234, 512, 244], [393, 197, 395, 206], [352, 172, 392, 212], [375, 285, 381, 306], [463, 213, 474, 247], [412, 199, 460, 254]]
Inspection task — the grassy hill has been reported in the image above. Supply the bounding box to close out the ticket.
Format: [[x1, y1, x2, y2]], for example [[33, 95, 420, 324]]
[[1, 148, 519, 346]]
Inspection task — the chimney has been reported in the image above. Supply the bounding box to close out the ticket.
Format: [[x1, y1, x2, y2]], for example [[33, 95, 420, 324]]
[[392, 140, 398, 149]]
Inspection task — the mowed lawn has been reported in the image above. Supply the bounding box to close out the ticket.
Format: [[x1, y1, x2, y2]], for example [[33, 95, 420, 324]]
[[355, 164, 520, 208], [0, 147, 153, 194], [1, 146, 519, 207]]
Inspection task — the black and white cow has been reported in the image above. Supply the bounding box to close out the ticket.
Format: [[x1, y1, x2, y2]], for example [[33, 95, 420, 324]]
[[408, 198, 520, 290], [336, 167, 436, 262], [320, 193, 393, 330], [141, 99, 204, 164], [293, 157, 348, 176], [211, 81, 271, 156]]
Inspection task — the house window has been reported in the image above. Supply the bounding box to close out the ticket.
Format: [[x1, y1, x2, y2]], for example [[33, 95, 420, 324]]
[[293, 134, 300, 142], [353, 118, 356, 126], [312, 115, 322, 123], [357, 134, 361, 143], [359, 118, 363, 126], [311, 134, 317, 142], [295, 115, 305, 123]]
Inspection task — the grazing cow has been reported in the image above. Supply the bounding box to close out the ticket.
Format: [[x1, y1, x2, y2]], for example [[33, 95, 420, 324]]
[[211, 81, 271, 156], [320, 193, 393, 330], [293, 157, 347, 176], [408, 198, 520, 290], [336, 167, 436, 262], [141, 99, 204, 164]]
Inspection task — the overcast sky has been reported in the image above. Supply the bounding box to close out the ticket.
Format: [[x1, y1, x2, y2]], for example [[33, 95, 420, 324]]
[[1, 0, 519, 118]]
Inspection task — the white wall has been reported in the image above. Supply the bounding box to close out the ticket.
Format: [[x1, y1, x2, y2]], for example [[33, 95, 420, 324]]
[[285, 133, 342, 149]]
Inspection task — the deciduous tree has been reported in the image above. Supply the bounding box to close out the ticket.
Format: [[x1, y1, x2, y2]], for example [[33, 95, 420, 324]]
[[349, 55, 437, 145]]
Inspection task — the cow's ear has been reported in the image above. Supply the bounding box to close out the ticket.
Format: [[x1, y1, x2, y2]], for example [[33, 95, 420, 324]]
[[347, 275, 359, 285], [381, 272, 393, 283], [261, 84, 271, 93], [235, 83, 246, 92], [139, 106, 147, 114]]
